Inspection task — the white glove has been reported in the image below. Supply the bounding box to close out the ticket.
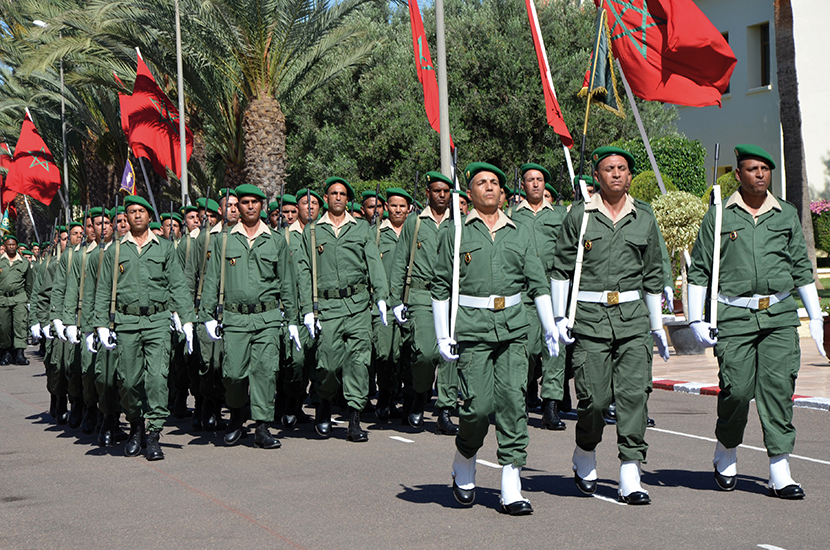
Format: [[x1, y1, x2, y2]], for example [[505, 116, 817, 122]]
[[30, 323, 42, 340], [205, 319, 222, 341], [183, 322, 194, 354], [378, 300, 388, 327], [288, 325, 302, 351], [97, 327, 116, 351], [535, 295, 559, 357], [171, 312, 183, 333], [66, 325, 80, 345], [690, 321, 718, 347], [798, 283, 826, 357], [43, 324, 53, 340], [303, 312, 321, 338], [555, 317, 575, 345], [53, 319, 67, 341], [664, 286, 675, 314], [85, 332, 96, 354], [393, 304, 408, 325], [438, 338, 459, 362], [652, 329, 670, 361]]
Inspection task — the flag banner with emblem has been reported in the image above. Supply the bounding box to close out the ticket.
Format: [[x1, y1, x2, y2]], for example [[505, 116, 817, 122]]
[[595, 0, 736, 107], [128, 49, 193, 179], [119, 158, 137, 195], [408, 1, 454, 149], [0, 208, 10, 235], [578, 7, 625, 118], [525, 0, 574, 148], [5, 110, 62, 206], [0, 142, 16, 217]]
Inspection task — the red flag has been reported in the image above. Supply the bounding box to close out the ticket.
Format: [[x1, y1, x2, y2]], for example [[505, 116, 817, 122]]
[[596, 0, 736, 107], [113, 72, 132, 137], [525, 0, 574, 148], [5, 111, 62, 206], [408, 1, 453, 149], [128, 50, 193, 179], [0, 143, 17, 216]]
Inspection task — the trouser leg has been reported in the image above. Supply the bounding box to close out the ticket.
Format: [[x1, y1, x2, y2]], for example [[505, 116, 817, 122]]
[[248, 327, 280, 422], [65, 342, 83, 400], [611, 333, 652, 463], [342, 309, 371, 411], [12, 302, 28, 349], [493, 340, 530, 468], [81, 345, 99, 407], [455, 342, 495, 460], [539, 349, 566, 401], [0, 306, 11, 350], [755, 328, 799, 456], [222, 330, 252, 411], [94, 348, 119, 416], [714, 332, 758, 450], [573, 335, 614, 452], [315, 316, 345, 403], [117, 331, 146, 424], [141, 326, 172, 432]]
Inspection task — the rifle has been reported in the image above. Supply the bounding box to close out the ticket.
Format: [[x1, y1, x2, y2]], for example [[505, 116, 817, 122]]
[[278, 180, 285, 229], [709, 143, 722, 340], [107, 194, 120, 345], [169, 201, 176, 241], [373, 180, 382, 245], [449, 147, 461, 355], [215, 186, 231, 336], [75, 205, 92, 327], [308, 186, 320, 338], [412, 170, 419, 215]]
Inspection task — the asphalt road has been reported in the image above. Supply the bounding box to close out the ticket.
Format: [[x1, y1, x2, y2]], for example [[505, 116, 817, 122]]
[[2, 352, 829, 550]]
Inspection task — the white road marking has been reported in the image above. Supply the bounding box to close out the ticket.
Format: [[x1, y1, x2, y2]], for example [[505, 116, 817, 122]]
[[476, 459, 501, 469], [389, 436, 413, 443], [757, 545, 787, 550], [591, 494, 626, 506], [648, 427, 830, 466]]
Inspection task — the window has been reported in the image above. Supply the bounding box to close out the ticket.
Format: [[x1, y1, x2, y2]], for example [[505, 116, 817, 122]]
[[760, 23, 770, 86], [747, 22, 772, 90]]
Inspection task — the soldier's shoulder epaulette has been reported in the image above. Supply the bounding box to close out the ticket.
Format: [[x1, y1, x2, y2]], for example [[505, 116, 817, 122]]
[[776, 197, 799, 215], [632, 197, 654, 213]]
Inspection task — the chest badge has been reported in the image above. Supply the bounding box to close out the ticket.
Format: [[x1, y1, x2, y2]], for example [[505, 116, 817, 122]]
[[464, 252, 472, 265], [584, 240, 592, 251], [729, 231, 738, 241], [380, 252, 384, 259], [417, 241, 422, 250], [229, 258, 236, 266], [317, 245, 324, 255], [119, 264, 124, 274], [206, 251, 211, 260]]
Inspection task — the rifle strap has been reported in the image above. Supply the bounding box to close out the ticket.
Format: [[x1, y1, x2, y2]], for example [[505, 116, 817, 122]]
[[76, 244, 93, 323], [375, 219, 382, 247], [195, 228, 213, 304], [108, 239, 121, 331], [402, 216, 422, 306], [184, 234, 192, 265], [217, 229, 229, 324], [310, 221, 319, 319]]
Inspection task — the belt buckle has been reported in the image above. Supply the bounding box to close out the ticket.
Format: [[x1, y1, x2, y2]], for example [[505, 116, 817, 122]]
[[758, 296, 770, 310], [247, 304, 257, 314], [606, 291, 620, 305], [339, 288, 348, 299], [493, 296, 506, 311], [139, 306, 149, 316]]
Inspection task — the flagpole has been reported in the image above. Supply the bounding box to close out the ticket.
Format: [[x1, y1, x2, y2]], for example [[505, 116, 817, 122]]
[[174, 0, 188, 205], [136, 156, 162, 223], [23, 195, 40, 243], [435, 0, 451, 176], [615, 59, 667, 195]]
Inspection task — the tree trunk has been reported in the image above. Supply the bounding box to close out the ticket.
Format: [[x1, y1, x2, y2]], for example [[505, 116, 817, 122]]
[[775, 0, 820, 285], [242, 95, 287, 201]]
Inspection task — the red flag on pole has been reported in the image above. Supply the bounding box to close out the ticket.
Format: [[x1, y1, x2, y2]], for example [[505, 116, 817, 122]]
[[113, 72, 132, 137], [5, 110, 62, 206], [408, 1, 453, 149], [128, 49, 193, 179], [0, 143, 17, 216], [595, 0, 736, 107], [525, 0, 574, 148]]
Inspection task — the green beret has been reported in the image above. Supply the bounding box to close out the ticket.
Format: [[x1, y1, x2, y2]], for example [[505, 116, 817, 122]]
[[281, 194, 297, 206], [268, 201, 281, 213], [20, 249, 32, 256], [182, 204, 199, 214], [590, 146, 635, 171], [574, 175, 599, 190], [544, 183, 559, 200], [4, 234, 18, 244], [40, 242, 51, 247], [520, 163, 551, 184], [457, 190, 469, 202], [205, 199, 220, 215], [149, 222, 162, 231], [196, 197, 207, 208], [296, 188, 324, 206], [68, 221, 83, 229], [161, 212, 183, 224], [324, 177, 355, 201], [346, 201, 357, 212], [734, 144, 775, 169], [464, 162, 506, 188], [124, 195, 155, 216], [218, 188, 237, 199], [108, 206, 126, 220], [234, 184, 267, 200], [385, 187, 413, 204], [57, 226, 67, 233], [361, 190, 384, 203], [260, 211, 267, 220], [87, 207, 105, 219], [18, 242, 28, 249], [414, 200, 424, 210], [425, 171, 452, 188]]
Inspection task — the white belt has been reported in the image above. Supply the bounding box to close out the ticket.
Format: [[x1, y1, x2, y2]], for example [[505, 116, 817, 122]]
[[717, 292, 789, 310], [458, 293, 522, 311], [576, 290, 642, 306]]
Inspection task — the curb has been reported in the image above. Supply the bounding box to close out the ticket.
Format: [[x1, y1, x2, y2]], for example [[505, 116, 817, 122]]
[[652, 379, 830, 412]]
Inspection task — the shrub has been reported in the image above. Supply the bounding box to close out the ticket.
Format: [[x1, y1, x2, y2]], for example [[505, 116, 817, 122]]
[[612, 136, 707, 196], [811, 199, 830, 252], [629, 171, 677, 203], [702, 172, 741, 205]]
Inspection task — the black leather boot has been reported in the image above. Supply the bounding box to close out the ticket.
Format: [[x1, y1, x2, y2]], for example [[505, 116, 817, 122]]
[[81, 403, 99, 434], [375, 390, 392, 422], [173, 389, 189, 419], [213, 401, 227, 430], [401, 393, 414, 425], [315, 399, 332, 438], [125, 421, 145, 457], [145, 430, 164, 461], [254, 421, 281, 449], [13, 349, 29, 365], [0, 349, 11, 365], [347, 408, 368, 442], [68, 398, 84, 429], [191, 395, 204, 431], [111, 415, 128, 443], [224, 407, 246, 445], [37, 340, 46, 357], [541, 399, 566, 430], [98, 415, 114, 447], [55, 395, 69, 425], [407, 392, 426, 429], [202, 398, 216, 431], [49, 394, 57, 419], [436, 408, 459, 435]]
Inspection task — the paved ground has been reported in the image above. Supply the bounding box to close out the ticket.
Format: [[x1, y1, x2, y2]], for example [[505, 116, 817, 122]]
[[2, 346, 830, 550]]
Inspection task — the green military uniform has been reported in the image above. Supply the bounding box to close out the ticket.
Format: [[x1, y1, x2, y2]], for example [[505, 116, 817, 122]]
[[93, 231, 195, 434], [373, 217, 403, 414], [199, 215, 298, 433], [432, 207, 549, 469], [0, 247, 33, 361], [32, 242, 67, 419], [551, 194, 664, 463], [388, 204, 459, 423], [688, 190, 811, 456], [296, 210, 389, 416]]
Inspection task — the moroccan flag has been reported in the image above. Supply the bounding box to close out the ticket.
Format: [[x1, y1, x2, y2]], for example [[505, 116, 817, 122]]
[[119, 158, 137, 195], [113, 72, 132, 137], [578, 7, 624, 118], [0, 143, 15, 214], [5, 110, 62, 206], [525, 0, 574, 148], [128, 49, 193, 179], [595, 0, 736, 107], [408, 1, 453, 149]]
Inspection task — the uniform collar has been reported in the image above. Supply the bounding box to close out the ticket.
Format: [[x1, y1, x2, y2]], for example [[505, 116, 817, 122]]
[[726, 189, 781, 218], [121, 230, 159, 247], [585, 192, 636, 223], [464, 208, 516, 229], [288, 219, 304, 233], [189, 227, 201, 238], [1, 252, 22, 264], [317, 211, 356, 228], [230, 219, 270, 241], [515, 198, 553, 213], [420, 205, 449, 225]]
